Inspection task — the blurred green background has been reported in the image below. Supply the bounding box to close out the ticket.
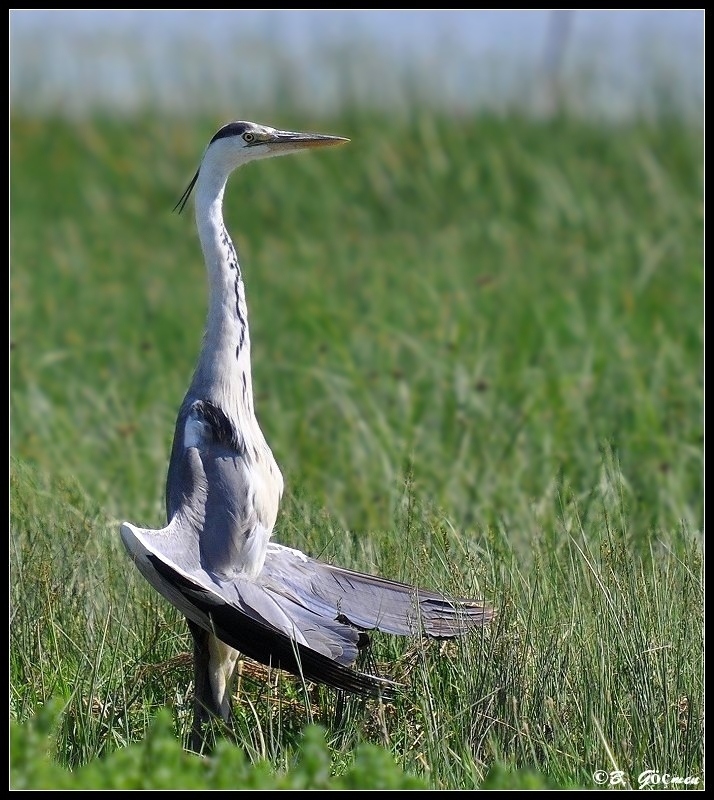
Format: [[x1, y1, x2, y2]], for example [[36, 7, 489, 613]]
[[10, 11, 703, 790]]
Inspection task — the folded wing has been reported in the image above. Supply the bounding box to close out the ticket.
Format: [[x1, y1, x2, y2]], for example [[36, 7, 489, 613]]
[[262, 542, 494, 637], [120, 518, 396, 697]]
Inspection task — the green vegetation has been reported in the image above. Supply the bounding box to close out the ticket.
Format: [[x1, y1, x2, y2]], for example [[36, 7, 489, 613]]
[[11, 108, 703, 789]]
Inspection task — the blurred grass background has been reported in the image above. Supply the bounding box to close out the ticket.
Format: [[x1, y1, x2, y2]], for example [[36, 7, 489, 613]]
[[10, 13, 703, 789], [11, 112, 703, 536]]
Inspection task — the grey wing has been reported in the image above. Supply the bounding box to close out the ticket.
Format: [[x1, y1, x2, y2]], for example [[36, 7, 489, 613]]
[[262, 543, 495, 637], [122, 396, 487, 694], [121, 397, 394, 693], [119, 517, 396, 698], [166, 398, 273, 578]]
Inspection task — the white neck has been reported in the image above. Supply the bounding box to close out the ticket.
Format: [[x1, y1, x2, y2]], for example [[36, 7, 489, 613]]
[[188, 165, 255, 422]]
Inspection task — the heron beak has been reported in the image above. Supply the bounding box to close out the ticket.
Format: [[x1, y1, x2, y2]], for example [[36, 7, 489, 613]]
[[264, 130, 350, 153]]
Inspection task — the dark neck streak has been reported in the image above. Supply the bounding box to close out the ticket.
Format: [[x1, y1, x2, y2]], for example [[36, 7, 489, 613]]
[[191, 192, 255, 421]]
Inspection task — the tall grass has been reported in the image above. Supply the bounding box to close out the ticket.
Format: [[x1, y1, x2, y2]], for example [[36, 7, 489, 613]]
[[10, 109, 703, 787]]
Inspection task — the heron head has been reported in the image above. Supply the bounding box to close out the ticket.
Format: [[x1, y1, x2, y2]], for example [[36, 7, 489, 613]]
[[211, 121, 349, 158], [175, 121, 349, 213]]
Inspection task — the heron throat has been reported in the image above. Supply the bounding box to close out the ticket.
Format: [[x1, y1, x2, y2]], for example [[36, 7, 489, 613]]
[[191, 188, 255, 426]]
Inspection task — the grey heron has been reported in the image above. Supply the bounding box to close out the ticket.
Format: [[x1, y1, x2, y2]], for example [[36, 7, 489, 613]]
[[120, 121, 494, 752]]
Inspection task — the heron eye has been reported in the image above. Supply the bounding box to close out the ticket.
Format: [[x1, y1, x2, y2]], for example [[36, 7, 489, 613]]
[[243, 132, 255, 143]]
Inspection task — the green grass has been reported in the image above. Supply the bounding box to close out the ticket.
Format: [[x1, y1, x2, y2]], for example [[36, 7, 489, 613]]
[[10, 109, 703, 789]]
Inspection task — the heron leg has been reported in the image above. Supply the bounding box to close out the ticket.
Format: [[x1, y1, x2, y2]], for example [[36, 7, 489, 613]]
[[187, 619, 221, 753], [208, 635, 241, 721], [187, 619, 240, 753]]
